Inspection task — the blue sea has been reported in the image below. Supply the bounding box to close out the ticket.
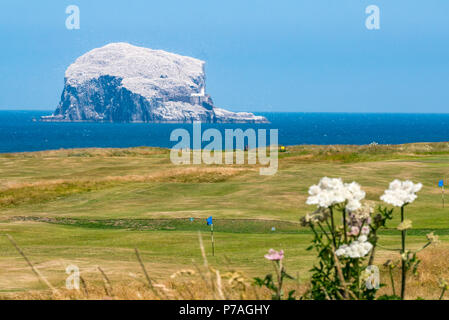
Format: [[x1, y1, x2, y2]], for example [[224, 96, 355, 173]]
[[1, 110, 449, 153]]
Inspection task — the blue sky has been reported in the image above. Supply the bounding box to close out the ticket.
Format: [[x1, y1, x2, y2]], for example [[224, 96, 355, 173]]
[[0, 0, 448, 112]]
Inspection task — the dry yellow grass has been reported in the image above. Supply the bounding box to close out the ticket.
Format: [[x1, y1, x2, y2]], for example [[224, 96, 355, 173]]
[[2, 243, 448, 300], [402, 247, 449, 299], [1, 166, 250, 190], [1, 279, 275, 300], [372, 245, 449, 300]]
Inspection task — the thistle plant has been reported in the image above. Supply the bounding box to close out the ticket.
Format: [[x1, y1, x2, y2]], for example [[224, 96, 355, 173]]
[[254, 249, 296, 300]]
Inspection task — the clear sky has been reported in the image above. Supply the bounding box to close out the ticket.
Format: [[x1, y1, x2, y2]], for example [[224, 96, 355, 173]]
[[1, 0, 448, 113]]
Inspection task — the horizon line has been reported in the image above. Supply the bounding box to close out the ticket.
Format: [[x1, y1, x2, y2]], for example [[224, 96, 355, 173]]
[[3, 109, 449, 115]]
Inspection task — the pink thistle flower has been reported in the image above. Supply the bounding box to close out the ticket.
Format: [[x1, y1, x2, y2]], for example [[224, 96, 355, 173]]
[[361, 225, 370, 235], [348, 226, 360, 236], [264, 249, 284, 261]]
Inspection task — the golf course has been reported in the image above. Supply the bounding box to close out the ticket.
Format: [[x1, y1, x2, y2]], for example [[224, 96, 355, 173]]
[[1, 142, 449, 299]]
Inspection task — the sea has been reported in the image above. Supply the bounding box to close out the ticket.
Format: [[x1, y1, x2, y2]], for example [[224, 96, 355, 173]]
[[1, 110, 449, 153]]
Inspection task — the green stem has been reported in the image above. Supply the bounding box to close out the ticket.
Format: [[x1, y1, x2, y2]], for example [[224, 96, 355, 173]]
[[389, 267, 396, 296], [416, 241, 431, 253], [439, 288, 446, 300], [356, 259, 361, 299], [368, 230, 377, 266], [317, 222, 332, 243], [375, 244, 402, 252], [343, 208, 348, 243], [274, 261, 282, 300], [310, 225, 321, 247], [400, 205, 407, 300], [327, 208, 341, 291], [329, 207, 337, 248]]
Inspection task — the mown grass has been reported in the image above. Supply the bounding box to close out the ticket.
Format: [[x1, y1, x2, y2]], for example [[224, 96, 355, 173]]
[[8, 216, 449, 237], [9, 216, 303, 233], [1, 142, 449, 298]]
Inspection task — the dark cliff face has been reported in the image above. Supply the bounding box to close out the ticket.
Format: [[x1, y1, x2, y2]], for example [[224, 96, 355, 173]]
[[52, 75, 217, 123], [54, 76, 149, 122], [51, 76, 259, 123]]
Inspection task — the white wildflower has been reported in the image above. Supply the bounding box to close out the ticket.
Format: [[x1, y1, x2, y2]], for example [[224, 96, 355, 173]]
[[380, 179, 422, 207], [335, 247, 347, 256], [335, 235, 373, 259], [306, 177, 346, 208], [306, 177, 365, 209], [346, 200, 361, 212], [343, 182, 366, 212]]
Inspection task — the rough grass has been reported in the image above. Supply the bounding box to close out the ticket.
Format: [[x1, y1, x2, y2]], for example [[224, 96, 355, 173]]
[[375, 246, 449, 300], [2, 237, 448, 300], [0, 167, 249, 209]]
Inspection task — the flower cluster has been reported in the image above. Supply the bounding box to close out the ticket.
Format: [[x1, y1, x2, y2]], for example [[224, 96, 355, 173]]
[[300, 207, 330, 227], [397, 219, 413, 231], [306, 177, 345, 208], [347, 225, 370, 236], [346, 203, 373, 236], [380, 179, 422, 207], [344, 182, 366, 212], [306, 177, 365, 210], [264, 249, 284, 261], [335, 235, 373, 259], [426, 232, 440, 245]]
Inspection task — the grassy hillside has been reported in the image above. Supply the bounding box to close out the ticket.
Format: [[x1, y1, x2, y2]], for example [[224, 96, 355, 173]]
[[1, 142, 449, 298]]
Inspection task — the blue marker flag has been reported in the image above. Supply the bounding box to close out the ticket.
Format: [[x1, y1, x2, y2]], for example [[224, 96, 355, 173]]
[[206, 216, 213, 225], [439, 180, 444, 188]]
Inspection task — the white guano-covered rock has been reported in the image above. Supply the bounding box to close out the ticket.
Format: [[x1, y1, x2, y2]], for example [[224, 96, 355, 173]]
[[42, 42, 268, 123]]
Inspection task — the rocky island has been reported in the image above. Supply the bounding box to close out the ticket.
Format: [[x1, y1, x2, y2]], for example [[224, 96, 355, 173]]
[[42, 43, 268, 123]]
